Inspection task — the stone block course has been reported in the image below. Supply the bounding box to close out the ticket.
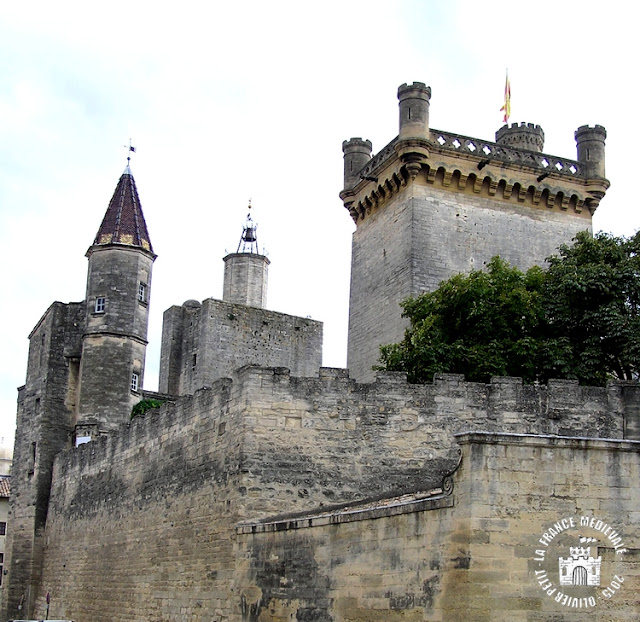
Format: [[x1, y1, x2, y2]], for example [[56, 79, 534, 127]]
[[8, 367, 635, 620], [159, 300, 322, 396]]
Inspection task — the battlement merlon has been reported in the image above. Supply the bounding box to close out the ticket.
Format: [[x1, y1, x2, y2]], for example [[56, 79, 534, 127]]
[[340, 83, 609, 223]]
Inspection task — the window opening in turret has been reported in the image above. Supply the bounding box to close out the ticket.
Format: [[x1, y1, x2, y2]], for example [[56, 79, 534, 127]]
[[95, 297, 106, 313]]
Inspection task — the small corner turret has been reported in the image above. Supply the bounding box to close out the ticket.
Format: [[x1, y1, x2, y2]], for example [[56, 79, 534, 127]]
[[395, 82, 432, 179], [575, 124, 607, 178], [342, 138, 373, 190], [397, 82, 432, 141], [495, 123, 545, 152]]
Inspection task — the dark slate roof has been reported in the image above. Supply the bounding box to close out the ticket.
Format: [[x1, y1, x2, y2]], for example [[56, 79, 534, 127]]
[[0, 476, 10, 498], [92, 166, 153, 253]]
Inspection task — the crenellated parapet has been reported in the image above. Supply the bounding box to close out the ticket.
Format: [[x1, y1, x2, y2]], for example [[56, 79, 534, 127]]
[[341, 127, 608, 223], [53, 367, 640, 483], [340, 84, 609, 224], [496, 122, 545, 152]]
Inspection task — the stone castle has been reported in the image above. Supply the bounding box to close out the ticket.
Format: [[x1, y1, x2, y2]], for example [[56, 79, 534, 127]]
[[3, 83, 638, 621]]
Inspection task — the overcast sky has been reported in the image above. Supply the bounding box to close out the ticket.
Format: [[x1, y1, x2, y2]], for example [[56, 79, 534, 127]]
[[0, 1, 636, 446]]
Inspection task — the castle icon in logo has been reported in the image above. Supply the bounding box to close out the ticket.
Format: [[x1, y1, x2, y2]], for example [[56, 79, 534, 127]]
[[559, 540, 601, 586]]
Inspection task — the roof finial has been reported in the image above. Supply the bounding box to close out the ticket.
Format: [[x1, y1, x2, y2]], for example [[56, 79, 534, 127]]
[[123, 139, 136, 172]]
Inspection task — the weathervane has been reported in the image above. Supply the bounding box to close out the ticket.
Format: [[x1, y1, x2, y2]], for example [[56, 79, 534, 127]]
[[124, 139, 136, 164]]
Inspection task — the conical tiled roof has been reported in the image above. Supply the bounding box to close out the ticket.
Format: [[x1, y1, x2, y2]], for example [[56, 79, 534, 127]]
[[92, 166, 153, 253]]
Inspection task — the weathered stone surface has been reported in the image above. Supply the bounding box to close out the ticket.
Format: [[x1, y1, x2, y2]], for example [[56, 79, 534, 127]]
[[223, 252, 270, 308], [4, 301, 84, 617], [159, 299, 322, 396], [237, 433, 640, 621], [347, 181, 594, 382], [11, 368, 640, 621]]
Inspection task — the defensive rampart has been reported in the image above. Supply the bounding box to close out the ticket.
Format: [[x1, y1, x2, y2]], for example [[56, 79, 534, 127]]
[[31, 367, 640, 621], [237, 433, 640, 621]]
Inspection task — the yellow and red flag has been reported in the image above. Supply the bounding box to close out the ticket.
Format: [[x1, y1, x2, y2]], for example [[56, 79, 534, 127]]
[[500, 71, 511, 123]]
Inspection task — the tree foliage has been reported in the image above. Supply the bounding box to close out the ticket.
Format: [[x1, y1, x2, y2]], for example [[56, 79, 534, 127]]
[[378, 231, 640, 386], [543, 231, 640, 385], [131, 398, 164, 419]]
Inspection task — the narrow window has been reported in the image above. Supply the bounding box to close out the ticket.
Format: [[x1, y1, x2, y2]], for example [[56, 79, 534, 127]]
[[138, 283, 147, 303], [192, 353, 197, 368], [95, 297, 106, 313], [28, 442, 36, 474], [39, 333, 46, 367], [0, 522, 6, 536], [131, 372, 139, 392]]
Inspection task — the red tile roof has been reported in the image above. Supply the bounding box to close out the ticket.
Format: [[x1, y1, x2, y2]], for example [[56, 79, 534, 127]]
[[0, 476, 10, 498], [92, 166, 154, 253]]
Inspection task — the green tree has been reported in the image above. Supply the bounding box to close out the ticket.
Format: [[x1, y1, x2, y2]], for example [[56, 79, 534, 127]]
[[378, 257, 547, 384], [543, 231, 640, 385], [378, 232, 640, 386]]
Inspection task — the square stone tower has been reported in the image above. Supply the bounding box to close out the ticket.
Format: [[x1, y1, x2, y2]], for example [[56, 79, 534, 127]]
[[340, 82, 609, 382], [159, 208, 322, 396]]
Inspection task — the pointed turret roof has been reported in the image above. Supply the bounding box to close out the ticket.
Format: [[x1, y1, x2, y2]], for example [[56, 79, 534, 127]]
[[91, 166, 154, 253]]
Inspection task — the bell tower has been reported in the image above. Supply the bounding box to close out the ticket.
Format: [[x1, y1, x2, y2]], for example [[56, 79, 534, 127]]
[[222, 203, 270, 308], [75, 165, 156, 437]]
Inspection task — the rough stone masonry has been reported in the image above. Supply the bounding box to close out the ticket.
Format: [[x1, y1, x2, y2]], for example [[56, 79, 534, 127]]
[[4, 83, 636, 622]]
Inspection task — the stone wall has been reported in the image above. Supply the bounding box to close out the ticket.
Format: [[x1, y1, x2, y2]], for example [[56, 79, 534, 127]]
[[16, 367, 639, 621], [159, 300, 323, 396], [4, 302, 84, 617], [237, 433, 640, 621], [33, 378, 242, 622], [348, 178, 593, 382], [233, 368, 631, 521]]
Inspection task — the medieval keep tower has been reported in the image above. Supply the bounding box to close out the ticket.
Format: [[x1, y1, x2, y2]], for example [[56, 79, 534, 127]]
[[340, 82, 609, 381], [4, 166, 154, 616]]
